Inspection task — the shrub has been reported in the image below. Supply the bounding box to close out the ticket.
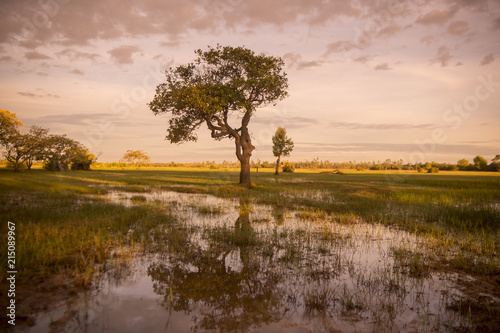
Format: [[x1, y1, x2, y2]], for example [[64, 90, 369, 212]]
[[71, 161, 92, 171], [417, 167, 425, 173], [428, 167, 439, 174], [44, 160, 69, 172], [282, 162, 295, 173]]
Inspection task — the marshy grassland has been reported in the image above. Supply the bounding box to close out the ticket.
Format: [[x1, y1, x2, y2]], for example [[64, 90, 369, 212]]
[[1, 167, 499, 331]]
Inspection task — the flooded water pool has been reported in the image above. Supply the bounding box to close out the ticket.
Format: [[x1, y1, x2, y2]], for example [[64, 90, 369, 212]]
[[17, 190, 479, 332]]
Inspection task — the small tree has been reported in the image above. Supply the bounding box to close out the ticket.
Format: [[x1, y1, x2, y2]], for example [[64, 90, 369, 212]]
[[3, 126, 49, 172], [122, 150, 150, 167], [457, 158, 469, 171], [43, 135, 81, 171], [71, 147, 97, 170], [149, 45, 289, 185], [272, 127, 294, 175], [473, 155, 487, 171]]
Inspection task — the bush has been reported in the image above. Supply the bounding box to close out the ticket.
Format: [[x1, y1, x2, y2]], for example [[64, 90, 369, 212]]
[[71, 161, 92, 170], [282, 162, 295, 173], [44, 160, 69, 172], [357, 167, 365, 171], [370, 164, 384, 170], [488, 163, 500, 172], [417, 167, 425, 173], [428, 167, 439, 174]]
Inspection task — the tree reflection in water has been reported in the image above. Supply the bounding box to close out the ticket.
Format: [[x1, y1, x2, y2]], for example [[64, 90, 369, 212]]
[[147, 197, 287, 332]]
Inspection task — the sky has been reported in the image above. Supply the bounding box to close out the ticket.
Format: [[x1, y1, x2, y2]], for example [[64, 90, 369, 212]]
[[1, 0, 499, 164]]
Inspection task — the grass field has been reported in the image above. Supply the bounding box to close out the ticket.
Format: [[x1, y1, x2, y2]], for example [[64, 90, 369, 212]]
[[1, 167, 499, 330]]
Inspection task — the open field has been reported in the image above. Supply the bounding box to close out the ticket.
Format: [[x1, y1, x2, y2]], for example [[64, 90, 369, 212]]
[[1, 167, 499, 332]]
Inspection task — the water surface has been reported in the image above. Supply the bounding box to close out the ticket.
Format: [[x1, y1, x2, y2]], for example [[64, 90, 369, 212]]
[[20, 190, 475, 332]]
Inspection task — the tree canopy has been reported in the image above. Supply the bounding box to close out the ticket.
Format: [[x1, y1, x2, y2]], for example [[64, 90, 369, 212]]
[[0, 109, 23, 145], [3, 126, 49, 171], [473, 155, 488, 171], [149, 45, 289, 184]]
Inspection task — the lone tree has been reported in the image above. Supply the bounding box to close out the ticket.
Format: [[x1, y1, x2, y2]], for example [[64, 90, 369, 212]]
[[122, 149, 151, 167], [272, 127, 294, 175], [149, 45, 289, 185]]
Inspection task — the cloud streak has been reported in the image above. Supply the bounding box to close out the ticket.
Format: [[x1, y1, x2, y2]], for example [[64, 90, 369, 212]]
[[283, 52, 322, 70], [18, 89, 60, 99], [416, 8, 456, 26], [480, 53, 495, 66], [329, 122, 435, 130], [431, 46, 453, 67], [374, 63, 392, 71], [24, 51, 51, 60]]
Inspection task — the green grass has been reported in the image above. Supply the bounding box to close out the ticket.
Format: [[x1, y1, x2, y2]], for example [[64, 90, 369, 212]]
[[1, 167, 499, 285]]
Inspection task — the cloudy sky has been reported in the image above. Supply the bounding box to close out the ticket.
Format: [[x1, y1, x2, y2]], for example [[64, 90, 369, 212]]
[[1, 0, 499, 164]]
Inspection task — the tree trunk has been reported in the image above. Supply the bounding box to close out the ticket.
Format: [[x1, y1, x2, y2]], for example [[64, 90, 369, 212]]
[[239, 156, 251, 185], [13, 157, 21, 172], [274, 156, 281, 175], [236, 125, 255, 185]]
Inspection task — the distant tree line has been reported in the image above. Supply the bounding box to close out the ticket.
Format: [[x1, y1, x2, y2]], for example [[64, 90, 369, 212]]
[[92, 155, 500, 172], [0, 109, 96, 172], [275, 156, 500, 172]]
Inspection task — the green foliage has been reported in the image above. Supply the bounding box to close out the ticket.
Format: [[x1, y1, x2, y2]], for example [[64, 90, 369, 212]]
[[149, 45, 288, 145], [282, 161, 295, 173], [457, 158, 469, 171], [473, 155, 488, 171], [272, 127, 294, 158], [3, 125, 49, 172], [71, 148, 97, 170], [272, 127, 294, 175], [0, 109, 23, 145], [427, 167, 439, 173], [43, 135, 87, 171]]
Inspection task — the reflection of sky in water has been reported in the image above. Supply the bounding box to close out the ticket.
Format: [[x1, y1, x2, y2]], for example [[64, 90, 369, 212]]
[[23, 190, 471, 333]]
